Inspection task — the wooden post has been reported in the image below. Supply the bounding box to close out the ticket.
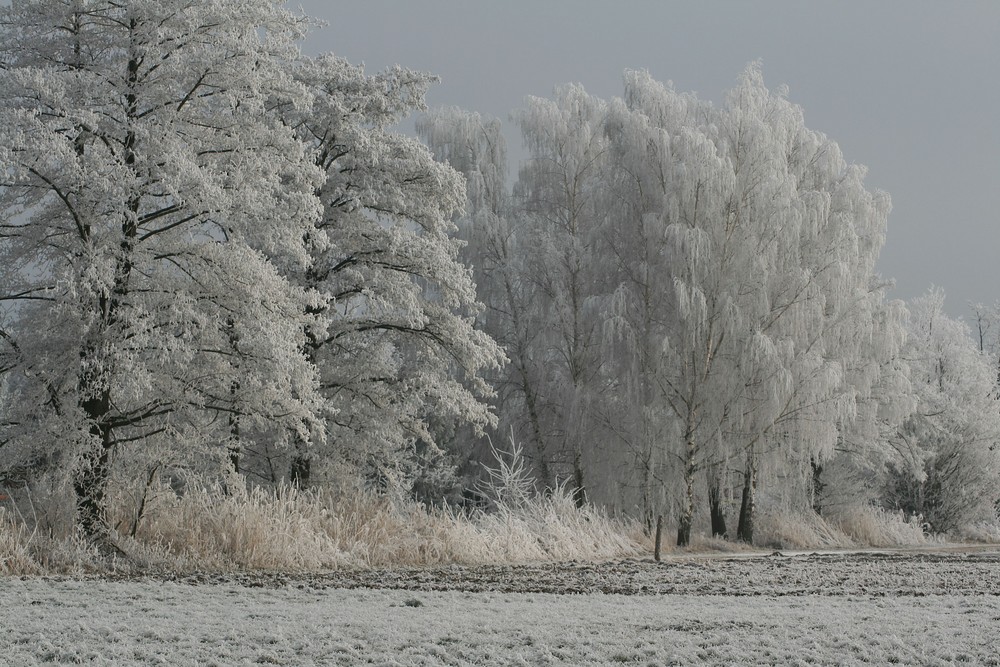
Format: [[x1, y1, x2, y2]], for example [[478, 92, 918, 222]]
[[654, 515, 663, 562]]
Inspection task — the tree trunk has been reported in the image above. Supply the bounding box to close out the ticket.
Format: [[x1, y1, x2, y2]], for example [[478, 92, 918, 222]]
[[810, 457, 824, 515], [653, 515, 663, 561], [228, 446, 241, 476], [521, 368, 552, 492], [74, 433, 112, 539], [736, 452, 758, 544], [71, 47, 141, 545], [708, 466, 728, 538], [572, 451, 587, 508], [75, 382, 114, 541], [290, 454, 311, 488], [676, 435, 696, 547], [640, 446, 655, 533]]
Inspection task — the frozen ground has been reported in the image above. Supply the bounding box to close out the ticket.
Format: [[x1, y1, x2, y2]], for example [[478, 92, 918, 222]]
[[3, 550, 1000, 665]]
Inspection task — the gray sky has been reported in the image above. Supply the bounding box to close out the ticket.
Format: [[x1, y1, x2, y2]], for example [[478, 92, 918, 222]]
[[296, 1, 1000, 317]]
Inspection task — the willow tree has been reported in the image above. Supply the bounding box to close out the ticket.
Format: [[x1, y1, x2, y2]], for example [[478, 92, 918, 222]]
[[0, 0, 328, 542], [712, 65, 910, 543]]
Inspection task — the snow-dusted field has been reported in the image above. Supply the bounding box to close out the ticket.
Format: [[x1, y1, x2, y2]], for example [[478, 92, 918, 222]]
[[4, 552, 1000, 665]]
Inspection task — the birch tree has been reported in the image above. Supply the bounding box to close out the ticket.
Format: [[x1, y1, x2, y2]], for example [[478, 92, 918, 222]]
[[599, 74, 700, 528], [511, 86, 612, 504], [705, 65, 910, 543], [420, 65, 913, 544]]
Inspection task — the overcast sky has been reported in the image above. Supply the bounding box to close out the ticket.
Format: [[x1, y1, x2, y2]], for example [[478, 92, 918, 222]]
[[296, 1, 1000, 318]]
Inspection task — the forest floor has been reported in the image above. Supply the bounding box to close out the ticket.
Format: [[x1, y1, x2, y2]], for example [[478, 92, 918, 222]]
[[3, 547, 1000, 665]]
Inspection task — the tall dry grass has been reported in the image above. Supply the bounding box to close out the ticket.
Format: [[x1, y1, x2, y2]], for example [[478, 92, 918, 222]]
[[0, 480, 648, 575], [2, 440, 983, 576], [755, 503, 930, 550], [0, 508, 41, 575]]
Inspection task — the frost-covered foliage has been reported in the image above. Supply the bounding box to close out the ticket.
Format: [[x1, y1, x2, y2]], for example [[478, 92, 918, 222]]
[[422, 64, 917, 546], [0, 1, 501, 542], [0, 0, 326, 540], [1, 0, 994, 560], [276, 57, 503, 489], [884, 289, 1000, 532]]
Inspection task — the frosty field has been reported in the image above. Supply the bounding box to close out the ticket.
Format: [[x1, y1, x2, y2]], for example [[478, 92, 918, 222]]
[[3, 550, 999, 666]]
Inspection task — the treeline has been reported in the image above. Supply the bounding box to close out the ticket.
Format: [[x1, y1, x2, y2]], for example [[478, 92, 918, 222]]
[[419, 68, 1000, 543], [0, 1, 997, 552]]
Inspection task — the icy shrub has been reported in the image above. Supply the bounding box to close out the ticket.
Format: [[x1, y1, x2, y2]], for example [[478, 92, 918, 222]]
[[472, 437, 648, 561]]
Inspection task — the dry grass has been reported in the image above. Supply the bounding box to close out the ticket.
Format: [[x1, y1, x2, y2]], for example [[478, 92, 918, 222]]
[[0, 508, 42, 575], [755, 506, 855, 550], [830, 506, 929, 548], [3, 474, 990, 577], [957, 521, 1000, 544], [756, 504, 932, 550], [0, 480, 648, 575]]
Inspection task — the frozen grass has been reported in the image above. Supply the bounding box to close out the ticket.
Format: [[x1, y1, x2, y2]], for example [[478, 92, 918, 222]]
[[2, 468, 991, 576], [133, 483, 648, 570], [831, 505, 931, 547], [3, 579, 999, 666], [958, 521, 1000, 544], [0, 481, 648, 575], [5, 485, 986, 576], [0, 508, 41, 575], [755, 503, 934, 550]]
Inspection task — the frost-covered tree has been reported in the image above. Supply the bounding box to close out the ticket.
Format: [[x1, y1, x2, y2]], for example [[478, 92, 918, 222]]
[[278, 58, 502, 489], [416, 108, 555, 488], [510, 86, 613, 505], [717, 65, 910, 543], [886, 289, 1000, 532], [597, 65, 908, 545], [599, 70, 759, 545], [598, 74, 700, 528], [421, 64, 912, 544], [422, 90, 614, 503], [968, 301, 1000, 389], [0, 1, 502, 543], [0, 0, 326, 541]]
